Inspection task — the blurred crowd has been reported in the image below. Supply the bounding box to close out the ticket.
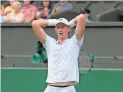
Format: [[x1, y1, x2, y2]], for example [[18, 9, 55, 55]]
[[0, 0, 91, 23]]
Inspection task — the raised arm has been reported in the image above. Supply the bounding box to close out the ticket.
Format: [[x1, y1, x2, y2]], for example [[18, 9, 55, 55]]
[[32, 19, 57, 44], [69, 14, 86, 41], [32, 19, 48, 44]]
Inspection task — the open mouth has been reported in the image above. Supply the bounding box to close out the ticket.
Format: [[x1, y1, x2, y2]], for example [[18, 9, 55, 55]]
[[59, 33, 63, 35]]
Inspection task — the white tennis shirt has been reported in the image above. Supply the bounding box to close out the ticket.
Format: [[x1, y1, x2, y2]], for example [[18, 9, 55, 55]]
[[43, 34, 84, 84]]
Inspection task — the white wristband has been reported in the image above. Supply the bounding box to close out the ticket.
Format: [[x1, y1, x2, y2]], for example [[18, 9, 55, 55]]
[[47, 19, 58, 26], [69, 19, 76, 28]]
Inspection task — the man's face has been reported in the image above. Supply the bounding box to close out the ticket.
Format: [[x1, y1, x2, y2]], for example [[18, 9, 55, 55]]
[[55, 23, 71, 39], [24, 0, 31, 5], [60, 0, 67, 4]]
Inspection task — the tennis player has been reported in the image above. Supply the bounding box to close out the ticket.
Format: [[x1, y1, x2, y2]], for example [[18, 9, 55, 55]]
[[32, 14, 86, 92]]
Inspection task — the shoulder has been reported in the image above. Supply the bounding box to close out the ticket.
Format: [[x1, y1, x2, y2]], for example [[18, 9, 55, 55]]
[[67, 3, 73, 7], [44, 34, 56, 48], [20, 7, 26, 12], [32, 5, 37, 8], [70, 34, 84, 44], [30, 5, 37, 10], [46, 34, 56, 43]]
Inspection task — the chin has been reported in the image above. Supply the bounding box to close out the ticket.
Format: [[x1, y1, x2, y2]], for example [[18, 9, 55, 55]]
[[59, 36, 64, 39]]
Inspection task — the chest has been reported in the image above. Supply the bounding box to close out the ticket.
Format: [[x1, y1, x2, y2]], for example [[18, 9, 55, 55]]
[[50, 41, 73, 56], [22, 7, 35, 16], [59, 4, 71, 10]]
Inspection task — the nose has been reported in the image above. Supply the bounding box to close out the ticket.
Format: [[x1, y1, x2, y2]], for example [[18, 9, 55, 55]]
[[58, 27, 62, 31]]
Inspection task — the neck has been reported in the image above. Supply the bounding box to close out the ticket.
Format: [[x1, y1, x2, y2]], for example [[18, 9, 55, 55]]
[[26, 4, 31, 7], [14, 11, 20, 14], [58, 40, 64, 44], [44, 7, 48, 9], [58, 36, 68, 44], [44, 6, 48, 8]]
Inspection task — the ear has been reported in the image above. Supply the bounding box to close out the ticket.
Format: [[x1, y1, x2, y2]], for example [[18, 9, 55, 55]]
[[55, 27, 57, 33], [68, 27, 72, 32]]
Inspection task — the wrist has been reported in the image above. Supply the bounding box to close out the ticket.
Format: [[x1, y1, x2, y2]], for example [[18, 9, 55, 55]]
[[47, 19, 58, 26], [69, 19, 76, 28]]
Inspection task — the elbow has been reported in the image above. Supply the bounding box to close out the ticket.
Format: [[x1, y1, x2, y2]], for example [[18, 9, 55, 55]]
[[32, 20, 40, 28], [32, 18, 46, 28], [77, 14, 86, 23], [79, 14, 86, 19]]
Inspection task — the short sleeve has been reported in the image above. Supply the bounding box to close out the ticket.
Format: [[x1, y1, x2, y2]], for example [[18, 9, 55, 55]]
[[43, 34, 55, 52], [33, 6, 37, 12], [71, 34, 84, 48], [69, 3, 73, 10]]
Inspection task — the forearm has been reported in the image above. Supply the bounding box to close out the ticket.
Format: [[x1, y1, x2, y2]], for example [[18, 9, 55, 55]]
[[25, 17, 35, 22], [3, 16, 12, 22], [69, 18, 77, 28], [70, 14, 86, 40], [32, 18, 58, 34], [76, 14, 86, 39], [10, 19, 24, 23], [3, 16, 8, 22], [36, 11, 43, 19], [50, 9, 55, 15], [32, 18, 58, 28], [32, 18, 58, 44], [11, 18, 24, 23], [32, 19, 47, 44], [69, 14, 86, 27]]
